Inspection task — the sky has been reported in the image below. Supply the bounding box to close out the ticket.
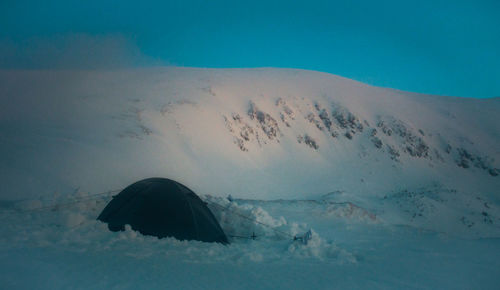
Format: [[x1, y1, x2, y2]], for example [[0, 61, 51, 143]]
[[0, 0, 499, 98]]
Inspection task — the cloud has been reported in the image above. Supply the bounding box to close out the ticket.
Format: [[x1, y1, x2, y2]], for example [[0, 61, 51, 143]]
[[0, 33, 161, 69]]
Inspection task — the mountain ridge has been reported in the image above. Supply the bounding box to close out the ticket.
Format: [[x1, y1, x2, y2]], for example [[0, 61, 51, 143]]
[[0, 67, 498, 201]]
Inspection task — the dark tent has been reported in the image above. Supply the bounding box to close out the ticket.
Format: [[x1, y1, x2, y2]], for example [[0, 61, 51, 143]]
[[97, 178, 229, 244]]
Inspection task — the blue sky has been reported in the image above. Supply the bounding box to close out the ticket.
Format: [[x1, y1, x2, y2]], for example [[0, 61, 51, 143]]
[[1, 0, 499, 97]]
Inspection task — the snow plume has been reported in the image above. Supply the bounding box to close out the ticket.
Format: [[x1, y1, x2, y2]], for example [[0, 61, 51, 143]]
[[0, 33, 158, 69]]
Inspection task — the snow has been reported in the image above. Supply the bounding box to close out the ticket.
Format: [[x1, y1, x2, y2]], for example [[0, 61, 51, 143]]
[[0, 67, 499, 289], [1, 67, 499, 201], [1, 190, 499, 289]]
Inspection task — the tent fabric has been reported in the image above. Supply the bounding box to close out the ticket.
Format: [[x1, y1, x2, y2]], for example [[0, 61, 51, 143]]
[[97, 178, 229, 244]]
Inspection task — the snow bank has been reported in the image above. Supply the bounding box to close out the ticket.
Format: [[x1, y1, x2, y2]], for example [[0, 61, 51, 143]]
[[0, 192, 357, 266], [1, 188, 500, 289]]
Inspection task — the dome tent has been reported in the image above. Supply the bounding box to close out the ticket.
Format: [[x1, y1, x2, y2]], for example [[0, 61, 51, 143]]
[[97, 178, 229, 244]]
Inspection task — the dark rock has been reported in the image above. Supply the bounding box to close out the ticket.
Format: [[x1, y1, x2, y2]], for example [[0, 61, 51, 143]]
[[458, 159, 470, 168], [248, 101, 281, 140], [234, 137, 247, 152], [240, 124, 254, 141], [318, 109, 333, 131], [387, 144, 400, 160], [457, 148, 474, 161], [455, 147, 497, 175], [406, 142, 429, 158], [445, 144, 452, 154], [275, 98, 286, 106], [304, 135, 319, 150], [380, 125, 392, 136], [306, 113, 324, 131], [474, 157, 488, 169], [276, 98, 295, 120], [482, 211, 493, 224], [377, 117, 430, 158], [223, 115, 234, 133], [140, 125, 152, 135], [279, 112, 290, 127], [284, 106, 294, 119], [297, 134, 319, 150], [232, 113, 243, 122], [371, 137, 383, 148]]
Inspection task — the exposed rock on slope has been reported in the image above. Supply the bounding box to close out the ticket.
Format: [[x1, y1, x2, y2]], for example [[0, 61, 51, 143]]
[[0, 67, 498, 200], [219, 95, 498, 180]]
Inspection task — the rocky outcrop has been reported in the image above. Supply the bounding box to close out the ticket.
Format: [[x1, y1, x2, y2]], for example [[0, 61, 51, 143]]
[[386, 144, 400, 161], [223, 101, 284, 151], [455, 147, 498, 176], [371, 137, 383, 149], [306, 112, 324, 131], [248, 101, 281, 141], [312, 102, 362, 139], [332, 106, 364, 132], [224, 115, 253, 151], [276, 98, 295, 127], [377, 117, 430, 159], [298, 134, 319, 150], [315, 103, 333, 131], [220, 98, 498, 177]]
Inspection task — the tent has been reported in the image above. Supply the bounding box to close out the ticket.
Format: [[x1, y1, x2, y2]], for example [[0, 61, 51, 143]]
[[97, 178, 229, 244]]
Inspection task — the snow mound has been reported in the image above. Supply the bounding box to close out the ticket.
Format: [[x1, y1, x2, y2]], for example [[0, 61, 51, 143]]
[[287, 229, 357, 263]]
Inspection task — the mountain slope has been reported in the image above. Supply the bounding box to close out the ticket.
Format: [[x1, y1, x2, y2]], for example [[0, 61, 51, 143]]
[[1, 67, 500, 289], [0, 67, 499, 202]]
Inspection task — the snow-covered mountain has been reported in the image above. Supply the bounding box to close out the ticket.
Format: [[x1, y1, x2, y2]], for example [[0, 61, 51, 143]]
[[1, 67, 498, 201], [1, 67, 500, 289]]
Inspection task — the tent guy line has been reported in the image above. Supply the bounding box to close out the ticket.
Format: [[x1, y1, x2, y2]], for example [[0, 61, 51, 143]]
[[205, 200, 295, 240], [12, 189, 123, 213]]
